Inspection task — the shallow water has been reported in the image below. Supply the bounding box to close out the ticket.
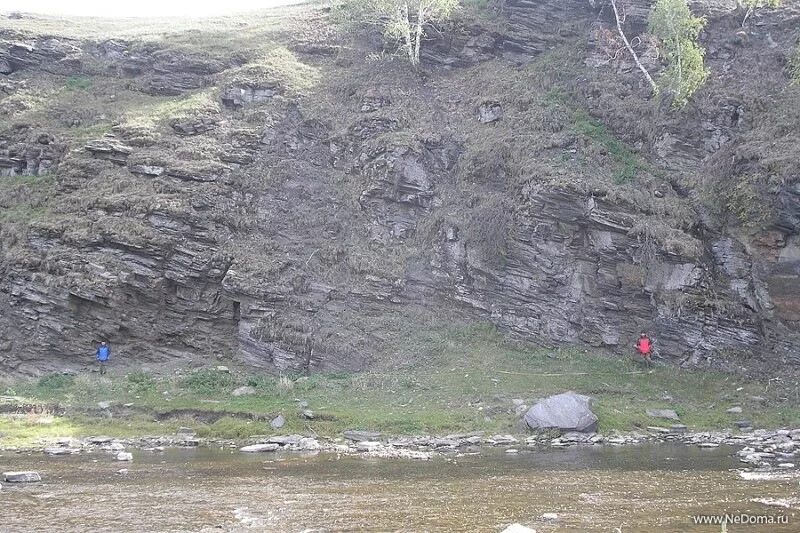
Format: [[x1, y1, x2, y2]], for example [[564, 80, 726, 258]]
[[1, 444, 798, 532]]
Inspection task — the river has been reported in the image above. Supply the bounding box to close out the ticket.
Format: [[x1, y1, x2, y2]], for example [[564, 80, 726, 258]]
[[1, 444, 797, 531]]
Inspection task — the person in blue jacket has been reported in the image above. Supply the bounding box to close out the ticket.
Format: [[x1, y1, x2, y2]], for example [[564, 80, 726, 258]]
[[96, 341, 110, 375]]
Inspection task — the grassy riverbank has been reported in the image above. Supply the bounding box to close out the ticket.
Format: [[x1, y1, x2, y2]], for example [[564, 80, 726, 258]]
[[2, 325, 799, 448]]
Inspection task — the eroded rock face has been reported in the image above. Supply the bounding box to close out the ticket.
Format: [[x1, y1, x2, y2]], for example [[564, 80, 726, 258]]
[[221, 85, 279, 108], [0, 35, 82, 75], [0, 0, 798, 377], [0, 125, 65, 176]]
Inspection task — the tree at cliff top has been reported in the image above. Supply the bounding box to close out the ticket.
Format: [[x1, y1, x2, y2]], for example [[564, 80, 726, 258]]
[[607, 0, 659, 95], [339, 0, 460, 67], [648, 0, 708, 109], [737, 0, 782, 27]]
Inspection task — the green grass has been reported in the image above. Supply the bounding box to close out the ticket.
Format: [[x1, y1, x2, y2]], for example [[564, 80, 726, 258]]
[[180, 368, 235, 394], [2, 324, 798, 448], [65, 75, 92, 91], [225, 46, 320, 94], [36, 373, 76, 392], [0, 205, 49, 223], [572, 110, 645, 184]]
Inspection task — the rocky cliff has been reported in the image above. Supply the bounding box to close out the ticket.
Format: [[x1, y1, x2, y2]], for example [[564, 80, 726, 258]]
[[1, 0, 799, 376]]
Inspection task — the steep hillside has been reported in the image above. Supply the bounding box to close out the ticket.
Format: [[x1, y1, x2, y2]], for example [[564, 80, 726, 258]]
[[1, 0, 799, 377]]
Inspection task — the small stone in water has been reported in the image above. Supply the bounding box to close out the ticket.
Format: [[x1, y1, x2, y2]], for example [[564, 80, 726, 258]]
[[778, 463, 795, 469], [298, 438, 321, 451], [501, 525, 536, 533], [44, 447, 78, 456], [240, 444, 279, 453], [116, 452, 133, 461], [542, 513, 558, 521], [343, 430, 382, 442], [4, 471, 41, 483], [356, 441, 381, 452]]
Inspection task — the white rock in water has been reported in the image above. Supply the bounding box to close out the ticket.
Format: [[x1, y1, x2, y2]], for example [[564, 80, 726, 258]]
[[491, 434, 519, 444], [268, 435, 302, 446], [4, 471, 42, 483], [542, 513, 559, 521], [298, 438, 321, 451], [116, 452, 133, 461], [751, 497, 800, 510], [240, 443, 279, 453], [697, 442, 720, 448], [44, 447, 78, 456], [356, 441, 382, 452], [778, 463, 795, 469], [738, 470, 795, 481], [501, 524, 536, 533]]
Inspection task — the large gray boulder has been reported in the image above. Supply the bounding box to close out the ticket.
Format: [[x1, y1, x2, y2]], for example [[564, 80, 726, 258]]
[[524, 392, 598, 433]]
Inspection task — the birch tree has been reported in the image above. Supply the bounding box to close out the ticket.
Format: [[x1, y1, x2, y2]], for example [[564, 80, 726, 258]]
[[343, 0, 460, 67], [609, 0, 659, 95], [737, 0, 781, 27], [649, 0, 708, 108]]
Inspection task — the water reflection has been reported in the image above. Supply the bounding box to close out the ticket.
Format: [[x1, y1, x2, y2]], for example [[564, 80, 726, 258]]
[[1, 444, 797, 532]]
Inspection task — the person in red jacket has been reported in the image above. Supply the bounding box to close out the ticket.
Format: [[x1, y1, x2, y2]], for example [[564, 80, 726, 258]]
[[635, 333, 653, 364]]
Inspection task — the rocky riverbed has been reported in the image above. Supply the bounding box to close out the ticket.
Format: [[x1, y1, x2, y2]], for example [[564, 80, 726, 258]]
[[2, 440, 797, 532], [3, 426, 798, 474]]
